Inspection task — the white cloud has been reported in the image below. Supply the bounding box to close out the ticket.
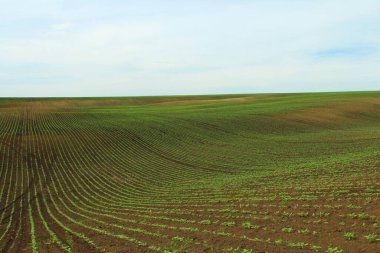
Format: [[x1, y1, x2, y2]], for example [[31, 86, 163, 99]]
[[50, 23, 71, 32], [0, 0, 379, 96]]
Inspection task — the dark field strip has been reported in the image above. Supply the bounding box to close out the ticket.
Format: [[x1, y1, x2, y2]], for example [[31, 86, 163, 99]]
[[0, 92, 380, 253]]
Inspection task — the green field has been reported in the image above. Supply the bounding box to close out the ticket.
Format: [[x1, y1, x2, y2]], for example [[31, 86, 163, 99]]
[[0, 91, 379, 253]]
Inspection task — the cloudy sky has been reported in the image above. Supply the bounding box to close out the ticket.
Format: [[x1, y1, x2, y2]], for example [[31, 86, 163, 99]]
[[0, 0, 379, 97]]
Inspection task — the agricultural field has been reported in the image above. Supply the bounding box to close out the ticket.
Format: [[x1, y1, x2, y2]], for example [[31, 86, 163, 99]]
[[0, 92, 379, 253]]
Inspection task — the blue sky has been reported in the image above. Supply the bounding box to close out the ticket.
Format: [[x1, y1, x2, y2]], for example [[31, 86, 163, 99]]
[[0, 0, 379, 97]]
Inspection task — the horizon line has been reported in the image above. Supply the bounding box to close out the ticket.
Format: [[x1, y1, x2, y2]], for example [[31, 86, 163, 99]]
[[0, 89, 379, 99]]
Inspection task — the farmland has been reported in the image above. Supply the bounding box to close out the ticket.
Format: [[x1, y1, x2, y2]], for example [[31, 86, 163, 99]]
[[0, 92, 379, 253]]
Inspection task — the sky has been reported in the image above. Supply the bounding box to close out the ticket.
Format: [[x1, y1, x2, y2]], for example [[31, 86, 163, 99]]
[[0, 0, 379, 97]]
